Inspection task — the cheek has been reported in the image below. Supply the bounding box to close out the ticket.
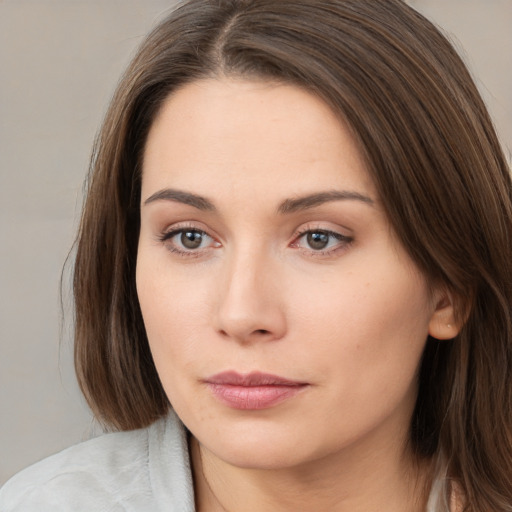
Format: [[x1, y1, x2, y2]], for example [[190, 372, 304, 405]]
[[288, 257, 433, 383], [136, 255, 214, 374], [281, 266, 432, 447]]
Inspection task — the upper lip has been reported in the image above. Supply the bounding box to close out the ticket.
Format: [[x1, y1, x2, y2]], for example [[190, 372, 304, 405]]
[[205, 371, 306, 387]]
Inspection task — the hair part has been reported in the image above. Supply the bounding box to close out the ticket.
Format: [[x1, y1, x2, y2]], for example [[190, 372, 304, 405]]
[[73, 1, 512, 509]]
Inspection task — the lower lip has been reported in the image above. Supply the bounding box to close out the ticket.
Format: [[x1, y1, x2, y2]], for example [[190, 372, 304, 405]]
[[207, 383, 306, 410]]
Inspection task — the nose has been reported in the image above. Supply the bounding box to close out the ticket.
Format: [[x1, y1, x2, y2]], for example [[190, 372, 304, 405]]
[[213, 248, 287, 344]]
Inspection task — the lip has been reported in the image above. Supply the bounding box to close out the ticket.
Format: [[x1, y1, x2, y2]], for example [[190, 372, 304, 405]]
[[204, 371, 308, 410]]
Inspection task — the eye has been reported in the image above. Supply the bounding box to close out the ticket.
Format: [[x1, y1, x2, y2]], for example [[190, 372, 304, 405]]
[[305, 231, 332, 250], [178, 230, 205, 249], [160, 227, 220, 255], [291, 228, 352, 254]]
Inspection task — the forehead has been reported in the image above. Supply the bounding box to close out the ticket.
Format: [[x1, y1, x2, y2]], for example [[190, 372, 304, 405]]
[[141, 78, 375, 204]]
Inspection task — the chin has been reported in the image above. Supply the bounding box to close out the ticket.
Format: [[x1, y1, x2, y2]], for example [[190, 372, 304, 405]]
[[191, 419, 328, 471], [206, 439, 313, 470]]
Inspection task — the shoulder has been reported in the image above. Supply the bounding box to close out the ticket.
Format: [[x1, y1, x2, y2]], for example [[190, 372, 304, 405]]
[[0, 411, 194, 512], [0, 426, 152, 512]]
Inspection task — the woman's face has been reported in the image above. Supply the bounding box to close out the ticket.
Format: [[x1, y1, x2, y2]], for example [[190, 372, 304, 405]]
[[137, 78, 449, 470]]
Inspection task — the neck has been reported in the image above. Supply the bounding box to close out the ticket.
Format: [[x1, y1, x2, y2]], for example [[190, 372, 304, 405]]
[[191, 435, 433, 512]]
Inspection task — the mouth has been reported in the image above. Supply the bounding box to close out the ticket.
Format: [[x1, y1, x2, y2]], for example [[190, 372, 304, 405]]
[[204, 371, 309, 410]]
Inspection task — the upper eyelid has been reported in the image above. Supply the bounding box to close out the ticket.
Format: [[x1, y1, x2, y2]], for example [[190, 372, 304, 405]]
[[161, 226, 207, 239], [295, 227, 347, 237], [292, 222, 352, 238], [160, 221, 213, 236]]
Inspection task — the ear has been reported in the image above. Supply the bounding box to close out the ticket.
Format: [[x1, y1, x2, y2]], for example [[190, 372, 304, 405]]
[[428, 290, 461, 340]]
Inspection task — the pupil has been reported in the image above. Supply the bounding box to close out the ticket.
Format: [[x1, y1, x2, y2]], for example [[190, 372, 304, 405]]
[[181, 230, 202, 249], [307, 232, 329, 250]]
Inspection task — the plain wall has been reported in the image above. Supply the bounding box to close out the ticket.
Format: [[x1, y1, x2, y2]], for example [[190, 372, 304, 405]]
[[1, 0, 511, 485]]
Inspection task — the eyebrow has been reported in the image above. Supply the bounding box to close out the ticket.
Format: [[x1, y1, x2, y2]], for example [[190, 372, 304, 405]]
[[277, 190, 374, 214], [143, 188, 374, 213], [144, 189, 215, 211]]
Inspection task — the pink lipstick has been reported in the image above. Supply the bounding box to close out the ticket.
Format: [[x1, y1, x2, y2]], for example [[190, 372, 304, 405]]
[[205, 371, 308, 410]]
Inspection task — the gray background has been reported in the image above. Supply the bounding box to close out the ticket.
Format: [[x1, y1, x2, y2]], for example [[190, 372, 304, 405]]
[[1, 0, 511, 485]]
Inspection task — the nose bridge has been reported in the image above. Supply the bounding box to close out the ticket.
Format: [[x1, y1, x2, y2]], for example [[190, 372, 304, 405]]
[[214, 241, 286, 343]]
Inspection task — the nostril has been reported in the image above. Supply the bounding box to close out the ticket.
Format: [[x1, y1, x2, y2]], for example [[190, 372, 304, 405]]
[[255, 329, 270, 335]]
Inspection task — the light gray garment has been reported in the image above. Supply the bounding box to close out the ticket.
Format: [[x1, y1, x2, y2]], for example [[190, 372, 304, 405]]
[[0, 407, 450, 511], [0, 410, 195, 512]]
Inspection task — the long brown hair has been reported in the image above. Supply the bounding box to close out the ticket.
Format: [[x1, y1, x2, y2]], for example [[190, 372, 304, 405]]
[[74, 1, 512, 509]]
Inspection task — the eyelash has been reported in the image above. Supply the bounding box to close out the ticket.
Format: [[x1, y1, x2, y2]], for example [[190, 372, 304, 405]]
[[290, 227, 353, 257], [158, 224, 219, 258], [158, 224, 353, 258]]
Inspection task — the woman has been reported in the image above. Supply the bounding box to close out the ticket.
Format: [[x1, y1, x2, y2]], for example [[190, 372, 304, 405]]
[[1, 0, 511, 510]]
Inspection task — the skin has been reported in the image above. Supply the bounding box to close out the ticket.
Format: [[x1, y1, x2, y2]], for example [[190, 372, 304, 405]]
[[136, 78, 458, 511]]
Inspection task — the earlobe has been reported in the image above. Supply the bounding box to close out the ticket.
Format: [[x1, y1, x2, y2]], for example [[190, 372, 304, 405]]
[[428, 292, 461, 340]]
